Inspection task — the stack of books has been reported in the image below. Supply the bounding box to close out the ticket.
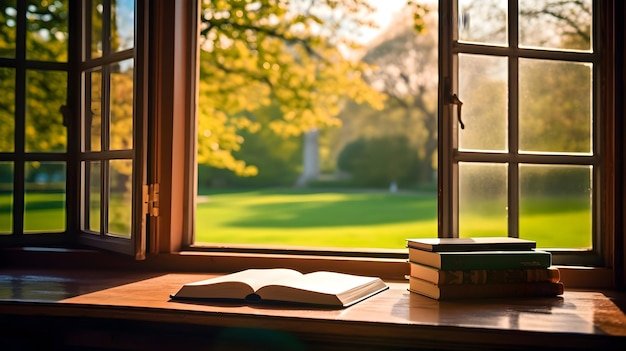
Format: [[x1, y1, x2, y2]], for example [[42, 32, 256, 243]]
[[406, 237, 564, 300]]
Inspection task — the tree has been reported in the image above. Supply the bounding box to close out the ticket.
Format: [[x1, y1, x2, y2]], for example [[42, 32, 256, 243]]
[[329, 3, 438, 185], [197, 0, 385, 177], [0, 1, 70, 154]]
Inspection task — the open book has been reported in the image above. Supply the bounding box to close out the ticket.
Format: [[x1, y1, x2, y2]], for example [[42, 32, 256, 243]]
[[170, 268, 388, 308]]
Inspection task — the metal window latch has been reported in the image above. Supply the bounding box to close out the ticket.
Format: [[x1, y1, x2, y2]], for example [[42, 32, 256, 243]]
[[448, 94, 465, 129]]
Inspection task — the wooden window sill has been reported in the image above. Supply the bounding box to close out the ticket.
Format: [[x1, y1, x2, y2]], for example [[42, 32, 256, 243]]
[[1, 267, 625, 350]]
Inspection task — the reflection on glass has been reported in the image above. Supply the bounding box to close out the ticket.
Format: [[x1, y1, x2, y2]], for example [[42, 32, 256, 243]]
[[91, 0, 104, 58], [0, 68, 15, 152], [519, 59, 592, 154], [109, 60, 134, 150], [0, 0, 17, 58], [519, 0, 592, 52], [24, 162, 66, 233], [458, 54, 508, 151], [26, 0, 69, 62], [520, 164, 592, 249], [26, 70, 67, 152], [459, 162, 508, 237], [112, 0, 134, 52], [86, 70, 102, 151], [458, 0, 507, 46], [108, 159, 132, 238], [85, 161, 101, 233], [0, 162, 14, 234]]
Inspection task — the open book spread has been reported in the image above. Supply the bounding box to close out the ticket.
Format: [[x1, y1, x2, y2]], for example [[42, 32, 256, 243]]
[[170, 268, 388, 308]]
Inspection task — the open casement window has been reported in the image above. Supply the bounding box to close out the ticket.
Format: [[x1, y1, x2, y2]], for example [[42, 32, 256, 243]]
[[0, 1, 72, 245], [439, 0, 610, 266], [76, 0, 148, 258]]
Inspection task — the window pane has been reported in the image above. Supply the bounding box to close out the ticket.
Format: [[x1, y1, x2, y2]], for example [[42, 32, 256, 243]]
[[519, 0, 592, 52], [0, 0, 17, 58], [24, 161, 66, 233], [458, 54, 508, 151], [83, 161, 101, 233], [26, 0, 69, 62], [85, 69, 102, 151], [108, 159, 131, 238], [458, 0, 507, 46], [0, 162, 13, 234], [519, 59, 592, 154], [90, 0, 103, 58], [459, 162, 507, 237], [109, 60, 133, 150], [519, 164, 592, 249], [0, 67, 15, 152], [26, 70, 67, 152], [111, 0, 134, 52]]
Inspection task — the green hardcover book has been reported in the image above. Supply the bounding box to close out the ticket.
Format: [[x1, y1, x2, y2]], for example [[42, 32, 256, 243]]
[[408, 249, 552, 270]]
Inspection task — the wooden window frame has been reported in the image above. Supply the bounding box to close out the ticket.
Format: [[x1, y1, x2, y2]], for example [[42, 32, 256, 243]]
[[144, 0, 624, 289], [0, 0, 623, 291]]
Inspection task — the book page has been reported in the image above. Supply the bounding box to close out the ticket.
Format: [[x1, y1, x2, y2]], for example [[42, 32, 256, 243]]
[[256, 271, 382, 302], [186, 268, 303, 293], [276, 271, 380, 295]]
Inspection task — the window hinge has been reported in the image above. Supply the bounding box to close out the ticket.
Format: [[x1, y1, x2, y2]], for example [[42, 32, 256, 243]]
[[143, 183, 160, 217]]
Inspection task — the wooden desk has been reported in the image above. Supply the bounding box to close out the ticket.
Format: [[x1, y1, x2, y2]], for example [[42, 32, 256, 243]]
[[1, 269, 625, 350]]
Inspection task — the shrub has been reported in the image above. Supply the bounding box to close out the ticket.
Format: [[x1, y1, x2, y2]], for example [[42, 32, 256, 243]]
[[337, 135, 419, 187]]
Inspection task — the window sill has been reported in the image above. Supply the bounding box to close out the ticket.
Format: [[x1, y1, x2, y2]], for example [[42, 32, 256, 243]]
[[0, 266, 625, 350], [0, 247, 616, 289]]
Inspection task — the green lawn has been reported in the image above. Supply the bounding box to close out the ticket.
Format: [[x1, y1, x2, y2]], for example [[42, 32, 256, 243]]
[[195, 189, 438, 249], [196, 189, 592, 249], [1, 190, 592, 250]]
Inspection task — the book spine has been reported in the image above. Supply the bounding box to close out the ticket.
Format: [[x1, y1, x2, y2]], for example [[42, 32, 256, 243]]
[[437, 281, 565, 300], [436, 267, 560, 285], [424, 250, 552, 270], [408, 277, 564, 300]]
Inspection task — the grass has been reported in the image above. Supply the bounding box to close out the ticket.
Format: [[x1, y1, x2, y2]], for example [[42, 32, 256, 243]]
[[1, 190, 592, 249], [196, 189, 593, 249], [195, 188, 438, 249]]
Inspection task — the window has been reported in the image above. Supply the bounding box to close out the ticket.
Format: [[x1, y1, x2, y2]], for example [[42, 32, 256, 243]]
[[0, 0, 70, 245], [76, 0, 148, 257], [0, 0, 623, 288], [440, 0, 605, 265], [0, 0, 148, 257], [189, 0, 611, 265]]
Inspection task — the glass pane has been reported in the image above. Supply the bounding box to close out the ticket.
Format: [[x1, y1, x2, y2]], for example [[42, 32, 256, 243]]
[[109, 60, 133, 150], [85, 70, 102, 151], [24, 161, 66, 233], [519, 0, 592, 52], [0, 162, 13, 234], [26, 0, 69, 62], [84, 161, 101, 233], [108, 159, 132, 238], [90, 0, 103, 58], [519, 164, 592, 249], [458, 0, 507, 46], [458, 54, 508, 151], [519, 59, 592, 154], [0, 67, 15, 152], [459, 162, 507, 237], [0, 0, 17, 58], [111, 0, 134, 52], [26, 69, 67, 152]]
